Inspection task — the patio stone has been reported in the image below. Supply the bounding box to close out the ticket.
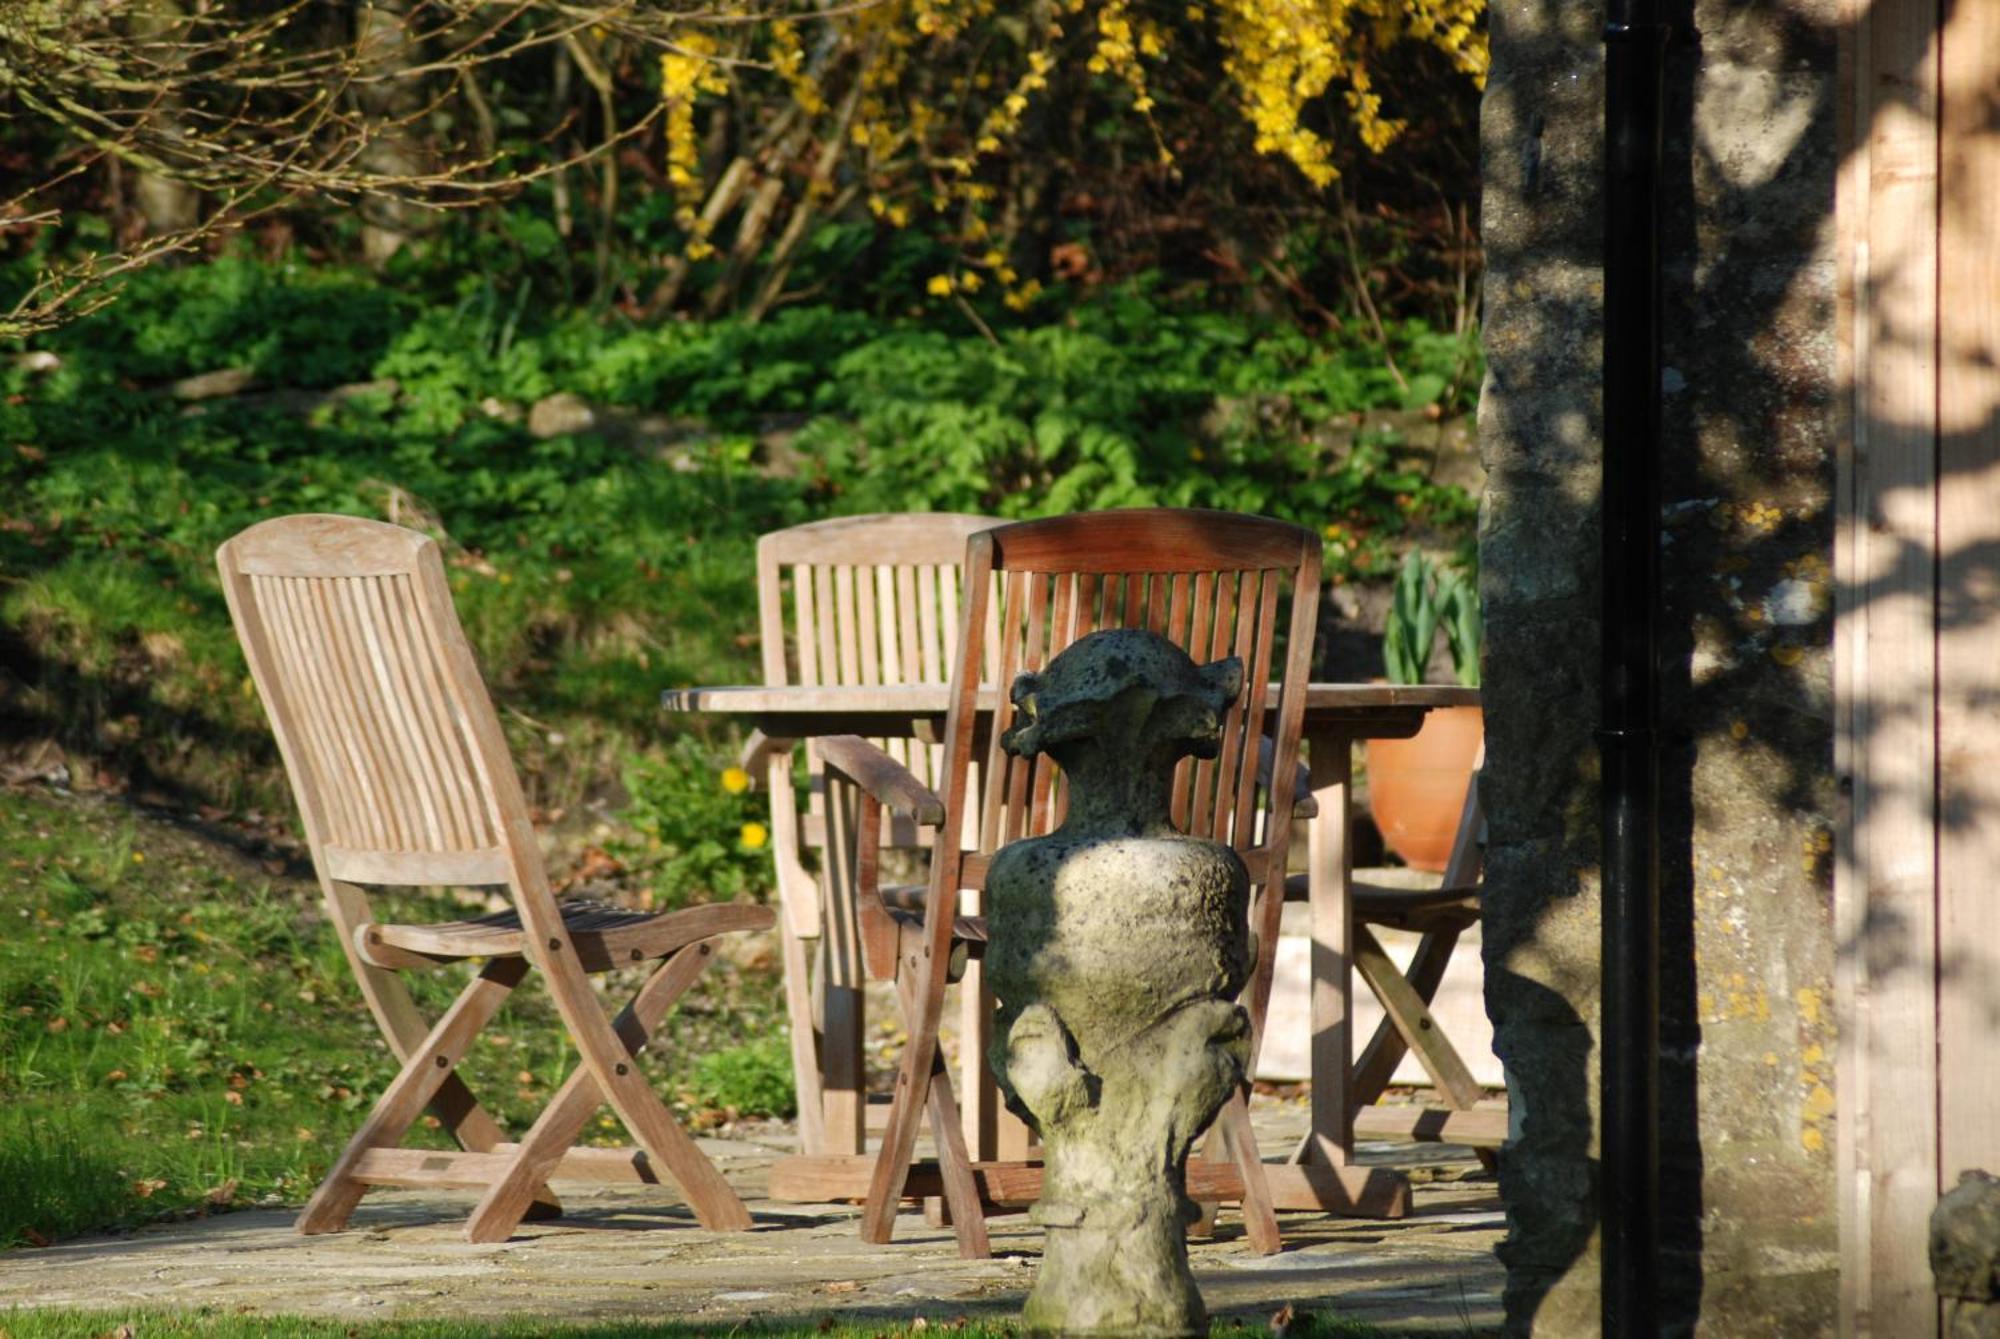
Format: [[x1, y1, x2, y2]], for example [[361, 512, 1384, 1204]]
[[0, 1104, 1503, 1334]]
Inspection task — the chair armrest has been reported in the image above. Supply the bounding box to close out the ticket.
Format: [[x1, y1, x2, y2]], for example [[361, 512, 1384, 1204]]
[[737, 729, 796, 778], [816, 734, 946, 826], [1257, 736, 1318, 820]]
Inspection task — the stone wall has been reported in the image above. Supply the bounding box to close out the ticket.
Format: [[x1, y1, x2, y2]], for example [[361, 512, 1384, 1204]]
[[1477, 0, 1841, 1330]]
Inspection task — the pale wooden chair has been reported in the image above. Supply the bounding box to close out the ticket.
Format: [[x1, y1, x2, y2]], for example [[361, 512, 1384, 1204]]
[[217, 514, 773, 1243], [809, 509, 1323, 1258], [745, 513, 1004, 1161]]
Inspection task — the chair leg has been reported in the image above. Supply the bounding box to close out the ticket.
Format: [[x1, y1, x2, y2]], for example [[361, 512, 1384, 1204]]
[[465, 940, 721, 1242], [1215, 1088, 1282, 1254], [860, 956, 951, 1246], [1353, 927, 1481, 1111], [1187, 1126, 1225, 1239], [547, 943, 755, 1234], [297, 958, 528, 1235], [426, 1075, 562, 1222], [1352, 926, 1497, 1172], [918, 1034, 990, 1258], [347, 947, 564, 1218], [778, 911, 828, 1157]]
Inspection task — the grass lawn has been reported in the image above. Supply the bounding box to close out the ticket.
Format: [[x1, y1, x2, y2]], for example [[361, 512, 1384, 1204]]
[[0, 785, 789, 1249]]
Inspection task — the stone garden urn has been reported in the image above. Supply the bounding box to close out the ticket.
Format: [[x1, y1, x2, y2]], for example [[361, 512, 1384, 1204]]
[[984, 628, 1254, 1336]]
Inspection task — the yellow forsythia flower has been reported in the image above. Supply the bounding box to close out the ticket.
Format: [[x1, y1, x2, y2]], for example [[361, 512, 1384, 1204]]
[[720, 766, 751, 794], [927, 274, 955, 296]]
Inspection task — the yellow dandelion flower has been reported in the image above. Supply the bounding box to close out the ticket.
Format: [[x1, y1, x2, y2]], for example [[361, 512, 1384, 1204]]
[[720, 766, 751, 795], [740, 821, 769, 850]]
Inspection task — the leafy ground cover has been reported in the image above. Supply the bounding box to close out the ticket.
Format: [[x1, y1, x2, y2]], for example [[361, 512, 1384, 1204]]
[[2, 256, 1476, 821]]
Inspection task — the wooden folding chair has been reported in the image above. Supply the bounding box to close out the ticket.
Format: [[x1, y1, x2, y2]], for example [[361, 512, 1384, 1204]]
[[746, 513, 1001, 1160], [1286, 752, 1499, 1157], [217, 514, 773, 1242], [1352, 757, 1497, 1153], [806, 509, 1322, 1258]]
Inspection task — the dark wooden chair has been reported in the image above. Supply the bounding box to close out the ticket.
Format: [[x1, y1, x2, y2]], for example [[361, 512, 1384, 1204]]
[[796, 509, 1323, 1258]]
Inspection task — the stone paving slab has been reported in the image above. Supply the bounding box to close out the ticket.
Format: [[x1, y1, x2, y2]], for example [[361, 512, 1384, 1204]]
[[0, 1111, 1503, 1334]]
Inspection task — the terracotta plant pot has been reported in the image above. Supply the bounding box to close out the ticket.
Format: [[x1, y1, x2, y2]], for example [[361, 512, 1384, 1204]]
[[1365, 703, 1484, 872]]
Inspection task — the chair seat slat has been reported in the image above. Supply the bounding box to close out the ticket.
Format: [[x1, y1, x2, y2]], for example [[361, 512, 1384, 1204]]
[[358, 900, 772, 970]]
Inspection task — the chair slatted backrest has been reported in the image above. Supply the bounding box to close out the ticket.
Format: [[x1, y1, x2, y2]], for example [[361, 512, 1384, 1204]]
[[937, 510, 1321, 900], [756, 515, 1001, 942], [757, 513, 1001, 793], [218, 515, 528, 891]]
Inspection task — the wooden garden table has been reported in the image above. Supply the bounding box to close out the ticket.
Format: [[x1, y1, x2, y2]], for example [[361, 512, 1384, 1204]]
[[662, 681, 1478, 1218]]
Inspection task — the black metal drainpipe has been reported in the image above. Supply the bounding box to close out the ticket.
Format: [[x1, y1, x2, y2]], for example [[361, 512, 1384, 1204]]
[[1601, 0, 1671, 1332]]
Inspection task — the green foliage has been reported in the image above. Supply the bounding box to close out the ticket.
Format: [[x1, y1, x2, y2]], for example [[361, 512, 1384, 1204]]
[[787, 298, 1477, 563], [615, 739, 777, 910], [1382, 550, 1479, 685], [686, 1035, 797, 1119], [1439, 562, 1482, 689], [80, 254, 412, 388], [1383, 551, 1443, 685], [3, 255, 1475, 814]]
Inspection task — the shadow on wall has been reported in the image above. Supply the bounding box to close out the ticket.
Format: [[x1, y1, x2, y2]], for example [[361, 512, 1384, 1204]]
[[1488, 969, 1596, 1325], [1477, 0, 2000, 1329], [1488, 0, 2000, 1325]]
